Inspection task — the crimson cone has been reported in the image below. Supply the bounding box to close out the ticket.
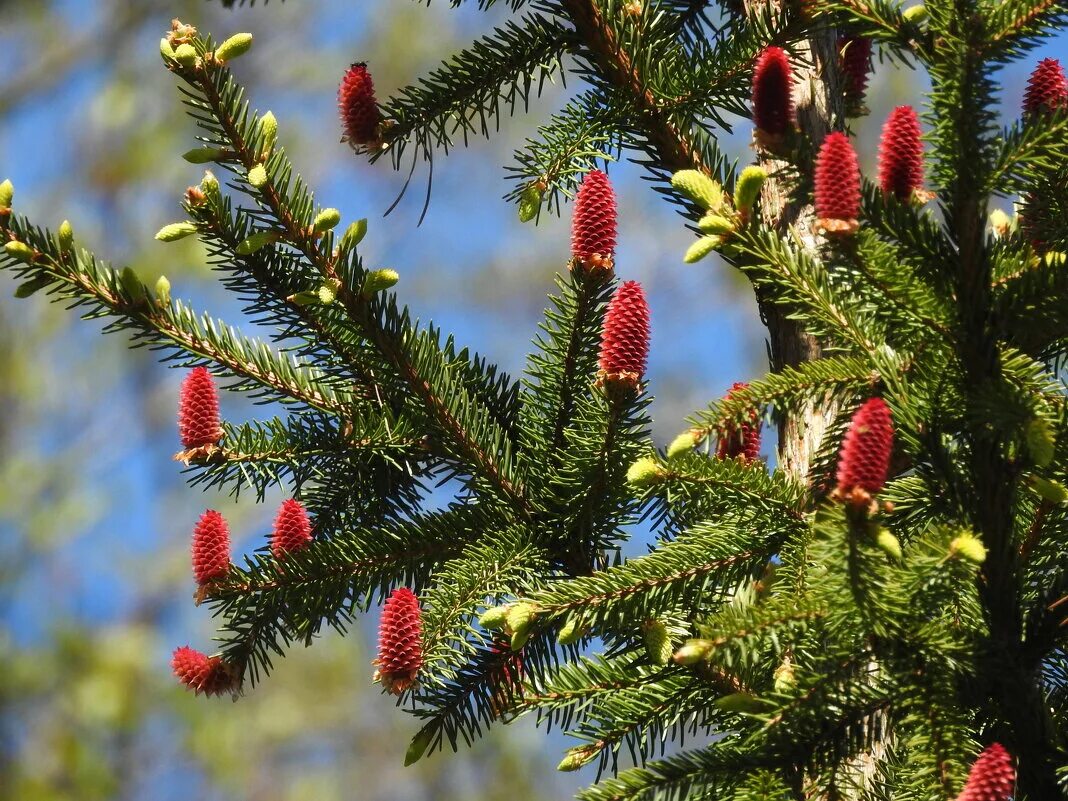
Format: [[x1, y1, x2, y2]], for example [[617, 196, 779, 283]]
[[598, 280, 650, 392], [192, 509, 231, 585], [178, 367, 223, 450], [752, 47, 794, 140], [815, 131, 861, 234], [839, 35, 872, 114], [1023, 58, 1068, 116], [716, 382, 762, 461], [835, 397, 893, 504], [878, 105, 924, 202], [339, 63, 381, 146], [271, 498, 313, 557], [171, 646, 234, 696], [955, 743, 1015, 801], [571, 169, 618, 270], [375, 587, 423, 695]]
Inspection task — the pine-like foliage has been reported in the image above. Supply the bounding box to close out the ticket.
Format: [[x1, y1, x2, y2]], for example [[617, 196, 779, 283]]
[[2, 3, 1068, 799]]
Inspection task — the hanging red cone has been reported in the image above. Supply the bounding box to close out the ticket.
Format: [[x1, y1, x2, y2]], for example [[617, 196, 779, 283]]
[[597, 280, 650, 393], [178, 367, 223, 452], [833, 397, 893, 508], [571, 169, 618, 272], [374, 587, 423, 695], [339, 62, 382, 147], [814, 131, 861, 235], [192, 509, 231, 586], [716, 382, 762, 461], [878, 105, 925, 202], [1023, 58, 1068, 117], [839, 35, 873, 115], [270, 498, 313, 558], [752, 47, 794, 147], [171, 646, 235, 696], [954, 743, 1015, 801]]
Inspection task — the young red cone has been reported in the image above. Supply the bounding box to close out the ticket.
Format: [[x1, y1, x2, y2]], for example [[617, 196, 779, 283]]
[[192, 509, 231, 586], [375, 587, 423, 695], [571, 169, 618, 271], [171, 646, 234, 696], [1023, 58, 1068, 117], [598, 280, 651, 393], [834, 397, 893, 506], [752, 47, 794, 144], [178, 367, 223, 450], [339, 62, 381, 147], [270, 498, 313, 558], [716, 382, 762, 461], [954, 743, 1015, 801], [814, 131, 861, 235], [878, 105, 925, 202], [839, 35, 873, 115]]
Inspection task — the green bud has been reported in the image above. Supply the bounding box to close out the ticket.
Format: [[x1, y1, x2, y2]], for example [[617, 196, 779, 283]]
[[259, 111, 278, 153], [318, 280, 340, 305], [362, 268, 400, 295], [556, 616, 585, 646], [215, 32, 253, 63], [697, 214, 736, 235], [57, 220, 74, 253], [235, 230, 280, 256], [247, 164, 268, 189], [404, 723, 435, 767], [313, 208, 342, 233], [287, 290, 321, 306], [505, 603, 537, 638], [988, 208, 1012, 238], [557, 745, 599, 772], [948, 532, 986, 564], [14, 275, 51, 298], [173, 43, 198, 69], [182, 147, 228, 164], [154, 221, 198, 242], [673, 639, 713, 666], [510, 627, 531, 651], [643, 620, 672, 666], [875, 528, 902, 561], [518, 183, 542, 223], [201, 171, 221, 205], [666, 429, 701, 460], [478, 605, 511, 631], [671, 169, 724, 211], [1032, 475, 1068, 505], [155, 275, 172, 306], [734, 165, 768, 211], [0, 178, 13, 209], [339, 219, 368, 252], [627, 456, 665, 487], [684, 235, 722, 264], [714, 692, 765, 714], [120, 267, 147, 305], [902, 4, 926, 22], [4, 241, 34, 263], [1044, 251, 1067, 266], [1025, 417, 1056, 468], [773, 659, 795, 693], [160, 38, 176, 61]]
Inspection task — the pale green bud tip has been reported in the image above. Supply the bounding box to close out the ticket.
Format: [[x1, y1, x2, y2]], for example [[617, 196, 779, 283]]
[[673, 639, 712, 665], [155, 221, 198, 242], [287, 290, 321, 306], [120, 267, 146, 302], [902, 4, 926, 22], [247, 164, 268, 188], [58, 221, 74, 252], [510, 628, 531, 651], [627, 456, 665, 487], [173, 43, 198, 68], [1025, 417, 1056, 468], [988, 208, 1012, 237], [556, 616, 584, 646], [155, 275, 172, 305], [0, 179, 13, 209], [182, 147, 227, 164], [773, 660, 795, 692], [236, 231, 279, 256], [666, 429, 701, 460], [684, 235, 721, 264], [201, 171, 220, 191], [505, 602, 537, 636], [643, 620, 672, 666], [714, 692, 764, 713], [698, 214, 736, 235], [557, 746, 599, 772], [518, 184, 542, 223], [670, 169, 724, 211], [363, 268, 400, 294], [734, 165, 768, 210], [318, 280, 340, 305], [1032, 476, 1068, 505], [215, 33, 254, 63], [875, 528, 902, 560], [260, 111, 278, 150], [4, 241, 34, 262], [949, 532, 986, 564], [313, 208, 342, 233], [160, 38, 176, 60], [478, 605, 511, 630], [340, 219, 368, 251]]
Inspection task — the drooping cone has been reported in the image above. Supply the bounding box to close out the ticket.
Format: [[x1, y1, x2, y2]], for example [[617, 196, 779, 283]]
[[1023, 58, 1068, 117], [571, 169, 618, 272], [374, 587, 423, 695], [954, 743, 1015, 801], [178, 367, 223, 451], [270, 498, 313, 558], [752, 47, 794, 146], [878, 105, 925, 202], [192, 509, 231, 586], [171, 646, 235, 696], [339, 63, 381, 147], [597, 280, 651, 393], [839, 35, 873, 115], [834, 397, 893, 507], [814, 131, 861, 235], [716, 382, 762, 461]]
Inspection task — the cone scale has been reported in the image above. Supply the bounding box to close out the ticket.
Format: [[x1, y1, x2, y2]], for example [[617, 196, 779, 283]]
[[374, 587, 423, 695], [339, 63, 382, 147], [597, 280, 650, 394], [571, 169, 618, 272]]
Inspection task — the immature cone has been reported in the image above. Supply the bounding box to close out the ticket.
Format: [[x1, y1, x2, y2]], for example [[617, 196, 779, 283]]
[[171, 646, 234, 696], [834, 397, 893, 506], [839, 35, 873, 115], [571, 169, 617, 271], [339, 63, 381, 147], [814, 132, 861, 235], [270, 498, 313, 557], [191, 510, 231, 586], [1023, 58, 1068, 116], [597, 280, 650, 392], [375, 587, 423, 695], [716, 382, 762, 461], [878, 106, 925, 202], [752, 47, 794, 144], [954, 743, 1015, 801], [178, 367, 223, 450]]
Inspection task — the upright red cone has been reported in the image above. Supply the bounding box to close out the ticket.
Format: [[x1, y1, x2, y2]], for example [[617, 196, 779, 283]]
[[270, 498, 313, 558], [878, 105, 925, 202], [339, 63, 381, 147], [178, 367, 223, 451], [814, 131, 861, 235], [839, 35, 873, 115], [171, 646, 234, 696], [598, 280, 650, 393], [834, 397, 893, 507], [752, 47, 794, 145], [374, 587, 423, 695], [716, 382, 762, 461], [192, 509, 231, 586], [1023, 58, 1068, 117], [571, 169, 618, 271], [954, 743, 1015, 801]]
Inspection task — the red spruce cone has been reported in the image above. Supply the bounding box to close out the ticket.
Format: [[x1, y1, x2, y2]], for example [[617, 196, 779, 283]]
[[835, 397, 893, 506], [171, 646, 234, 696], [1023, 58, 1068, 117], [178, 367, 223, 450], [752, 47, 794, 141], [339, 62, 381, 146], [955, 743, 1015, 801], [716, 382, 762, 461], [271, 498, 313, 558], [598, 280, 650, 392], [192, 509, 231, 586], [839, 35, 873, 114], [814, 131, 861, 235], [375, 587, 423, 695], [878, 105, 924, 202], [571, 169, 618, 271]]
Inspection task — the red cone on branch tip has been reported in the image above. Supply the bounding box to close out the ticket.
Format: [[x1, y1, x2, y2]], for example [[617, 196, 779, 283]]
[[598, 280, 651, 392], [839, 35, 873, 113], [339, 62, 381, 147], [716, 382, 762, 461], [192, 509, 231, 586], [178, 367, 223, 450], [954, 743, 1015, 801], [834, 397, 893, 506], [171, 646, 235, 696], [752, 47, 794, 142], [878, 106, 925, 202], [1023, 58, 1068, 116], [270, 498, 313, 557], [571, 169, 617, 271], [814, 131, 861, 235], [375, 587, 423, 695]]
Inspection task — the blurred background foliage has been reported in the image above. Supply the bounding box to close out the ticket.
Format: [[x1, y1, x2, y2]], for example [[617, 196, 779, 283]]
[[0, 1, 1059, 799]]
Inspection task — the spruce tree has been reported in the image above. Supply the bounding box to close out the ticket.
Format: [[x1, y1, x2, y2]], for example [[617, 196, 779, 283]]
[[2, 1, 1067, 798]]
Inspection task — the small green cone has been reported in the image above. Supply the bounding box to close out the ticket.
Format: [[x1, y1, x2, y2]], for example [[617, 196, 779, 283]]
[[670, 170, 724, 211], [57, 220, 74, 253], [0, 178, 13, 209], [734, 165, 768, 212], [666, 429, 701, 460], [313, 208, 342, 233], [673, 639, 712, 665], [714, 692, 765, 714], [557, 745, 600, 772], [259, 111, 278, 153], [479, 605, 511, 631], [773, 659, 795, 693], [948, 532, 986, 564], [1025, 417, 1056, 468], [362, 268, 400, 295], [247, 164, 268, 189], [318, 280, 340, 305], [643, 620, 672, 666], [339, 219, 368, 252], [155, 275, 172, 306], [684, 235, 721, 264], [4, 241, 34, 263], [236, 230, 280, 256], [155, 221, 198, 242], [875, 528, 902, 560], [506, 603, 537, 637], [215, 32, 253, 63], [627, 456, 665, 487], [556, 616, 585, 646], [510, 627, 531, 651], [518, 183, 542, 223], [182, 147, 228, 164], [173, 43, 198, 68], [902, 3, 926, 22], [697, 214, 735, 235], [120, 267, 147, 305], [1032, 475, 1068, 504]]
